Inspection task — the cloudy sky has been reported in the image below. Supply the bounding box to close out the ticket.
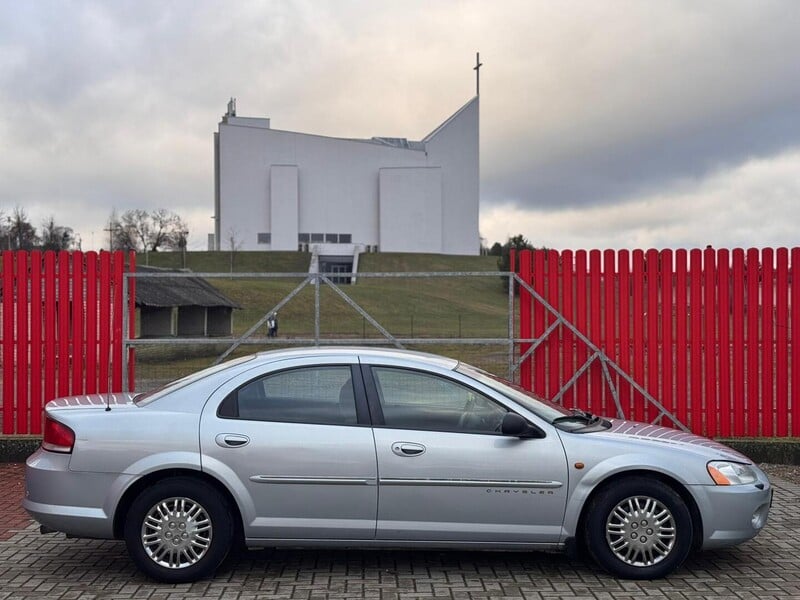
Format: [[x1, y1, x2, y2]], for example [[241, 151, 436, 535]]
[[1, 0, 798, 251]]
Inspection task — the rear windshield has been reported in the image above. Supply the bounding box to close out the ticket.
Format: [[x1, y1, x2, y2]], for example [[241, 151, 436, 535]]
[[134, 355, 256, 406]]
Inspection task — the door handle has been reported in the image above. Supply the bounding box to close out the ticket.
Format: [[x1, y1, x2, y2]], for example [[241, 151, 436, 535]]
[[216, 433, 250, 448], [392, 442, 426, 457]]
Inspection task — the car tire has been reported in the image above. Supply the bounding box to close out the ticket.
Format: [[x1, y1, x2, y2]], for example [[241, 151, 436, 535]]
[[123, 477, 234, 583], [584, 476, 693, 579]]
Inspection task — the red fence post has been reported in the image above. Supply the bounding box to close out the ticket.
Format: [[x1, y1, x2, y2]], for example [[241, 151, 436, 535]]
[[85, 253, 98, 394], [128, 251, 136, 392], [547, 250, 560, 400], [99, 252, 111, 394], [646, 249, 659, 424], [561, 250, 575, 408], [674, 250, 688, 427], [746, 248, 760, 436], [775, 248, 789, 437], [533, 250, 546, 396], [518, 250, 532, 390], [589, 250, 602, 415], [112, 252, 124, 391], [2, 252, 15, 434], [689, 250, 703, 434], [618, 250, 631, 418], [703, 247, 717, 437], [731, 249, 745, 436], [57, 252, 70, 397], [632, 250, 645, 422], [71, 252, 84, 396], [603, 250, 616, 417], [16, 252, 29, 434], [30, 251, 43, 434], [660, 250, 674, 425], [575, 250, 588, 411], [718, 249, 731, 437], [791, 248, 800, 437], [761, 248, 774, 437], [43, 252, 56, 404]]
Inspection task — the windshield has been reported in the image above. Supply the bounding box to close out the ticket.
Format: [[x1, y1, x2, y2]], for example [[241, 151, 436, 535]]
[[134, 355, 256, 406], [456, 363, 573, 422]]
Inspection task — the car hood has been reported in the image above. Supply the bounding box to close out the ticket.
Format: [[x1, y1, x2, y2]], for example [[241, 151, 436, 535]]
[[595, 419, 749, 462], [46, 393, 138, 411]]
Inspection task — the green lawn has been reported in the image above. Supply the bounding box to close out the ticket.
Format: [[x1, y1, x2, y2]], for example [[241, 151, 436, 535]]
[[133, 251, 513, 386], [137, 250, 311, 273]]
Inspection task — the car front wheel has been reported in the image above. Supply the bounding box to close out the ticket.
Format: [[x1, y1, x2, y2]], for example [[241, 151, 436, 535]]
[[123, 477, 234, 583], [584, 476, 693, 579]]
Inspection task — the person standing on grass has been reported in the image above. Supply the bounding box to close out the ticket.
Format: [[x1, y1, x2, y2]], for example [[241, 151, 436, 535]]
[[267, 313, 276, 338]]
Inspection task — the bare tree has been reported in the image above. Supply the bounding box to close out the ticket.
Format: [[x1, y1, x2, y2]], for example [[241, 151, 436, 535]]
[[0, 209, 8, 250], [226, 227, 243, 272], [40, 216, 75, 251], [109, 209, 189, 253], [8, 207, 38, 250]]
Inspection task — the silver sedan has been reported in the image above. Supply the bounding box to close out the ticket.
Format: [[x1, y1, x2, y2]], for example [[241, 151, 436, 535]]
[[24, 347, 771, 582]]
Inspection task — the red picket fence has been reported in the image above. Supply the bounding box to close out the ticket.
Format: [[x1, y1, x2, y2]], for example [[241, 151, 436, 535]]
[[515, 247, 799, 438], [0, 251, 136, 435]]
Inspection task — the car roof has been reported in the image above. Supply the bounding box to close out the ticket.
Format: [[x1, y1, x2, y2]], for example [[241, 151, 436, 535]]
[[245, 346, 460, 371]]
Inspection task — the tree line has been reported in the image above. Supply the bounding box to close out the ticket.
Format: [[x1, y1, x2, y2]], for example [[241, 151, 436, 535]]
[[107, 208, 188, 253], [0, 207, 189, 253], [0, 207, 76, 251]]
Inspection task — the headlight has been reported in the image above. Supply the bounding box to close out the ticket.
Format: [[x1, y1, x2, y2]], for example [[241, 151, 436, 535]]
[[707, 461, 758, 485]]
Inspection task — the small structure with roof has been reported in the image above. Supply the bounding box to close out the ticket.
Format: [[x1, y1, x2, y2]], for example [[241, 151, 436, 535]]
[[135, 266, 240, 337]]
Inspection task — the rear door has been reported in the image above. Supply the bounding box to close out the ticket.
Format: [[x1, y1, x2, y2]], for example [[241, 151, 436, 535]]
[[200, 356, 378, 540]]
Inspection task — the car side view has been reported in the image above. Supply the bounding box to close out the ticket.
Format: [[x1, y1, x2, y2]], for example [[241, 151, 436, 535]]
[[24, 348, 771, 582]]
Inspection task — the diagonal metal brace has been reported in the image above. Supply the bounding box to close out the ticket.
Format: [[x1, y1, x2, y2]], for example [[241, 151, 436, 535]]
[[213, 276, 313, 365], [513, 274, 688, 432], [552, 352, 599, 404], [511, 318, 562, 376], [321, 275, 404, 350]]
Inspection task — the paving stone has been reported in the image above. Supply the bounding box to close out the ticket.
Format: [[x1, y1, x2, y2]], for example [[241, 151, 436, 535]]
[[1, 465, 799, 599]]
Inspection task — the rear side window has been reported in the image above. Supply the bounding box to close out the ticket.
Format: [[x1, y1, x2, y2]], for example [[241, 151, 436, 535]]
[[218, 366, 357, 426]]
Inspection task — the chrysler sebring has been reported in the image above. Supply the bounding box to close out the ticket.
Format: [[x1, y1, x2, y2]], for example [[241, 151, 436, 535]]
[[24, 348, 771, 582]]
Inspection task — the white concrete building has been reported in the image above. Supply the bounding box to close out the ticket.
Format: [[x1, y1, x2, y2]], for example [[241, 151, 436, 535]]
[[212, 96, 479, 256]]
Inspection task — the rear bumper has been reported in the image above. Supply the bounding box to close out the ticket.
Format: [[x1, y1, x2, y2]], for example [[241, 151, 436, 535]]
[[688, 479, 772, 549], [24, 448, 134, 539]]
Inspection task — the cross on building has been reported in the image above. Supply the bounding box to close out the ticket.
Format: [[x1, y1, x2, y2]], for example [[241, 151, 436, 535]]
[[474, 52, 483, 96]]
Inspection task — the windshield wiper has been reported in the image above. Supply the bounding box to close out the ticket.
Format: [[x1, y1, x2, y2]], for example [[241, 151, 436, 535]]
[[552, 408, 600, 425]]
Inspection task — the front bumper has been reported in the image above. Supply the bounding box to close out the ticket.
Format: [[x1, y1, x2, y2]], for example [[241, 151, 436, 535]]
[[24, 448, 135, 539], [688, 478, 772, 549]]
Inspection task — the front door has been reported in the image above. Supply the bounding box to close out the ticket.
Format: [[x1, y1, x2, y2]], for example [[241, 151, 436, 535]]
[[200, 357, 377, 540], [364, 365, 569, 543]]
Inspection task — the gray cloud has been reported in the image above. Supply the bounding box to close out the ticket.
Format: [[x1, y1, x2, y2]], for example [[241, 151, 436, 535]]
[[0, 0, 798, 249]]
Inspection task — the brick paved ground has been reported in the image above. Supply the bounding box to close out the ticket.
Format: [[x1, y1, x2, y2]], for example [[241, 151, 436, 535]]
[[1, 464, 798, 599], [0, 463, 27, 541]]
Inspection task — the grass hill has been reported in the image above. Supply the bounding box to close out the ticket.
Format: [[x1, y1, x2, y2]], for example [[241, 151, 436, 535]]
[[133, 251, 512, 385]]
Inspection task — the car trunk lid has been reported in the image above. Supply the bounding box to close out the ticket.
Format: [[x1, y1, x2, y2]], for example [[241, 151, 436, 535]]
[[45, 393, 138, 412]]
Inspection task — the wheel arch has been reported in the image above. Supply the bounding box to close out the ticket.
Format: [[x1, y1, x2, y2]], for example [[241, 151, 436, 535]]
[[112, 468, 244, 542], [574, 469, 704, 553]]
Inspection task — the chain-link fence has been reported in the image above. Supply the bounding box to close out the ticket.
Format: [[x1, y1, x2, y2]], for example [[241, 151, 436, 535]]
[[127, 271, 521, 392]]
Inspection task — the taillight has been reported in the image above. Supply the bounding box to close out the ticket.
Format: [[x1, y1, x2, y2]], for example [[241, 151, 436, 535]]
[[42, 417, 75, 453]]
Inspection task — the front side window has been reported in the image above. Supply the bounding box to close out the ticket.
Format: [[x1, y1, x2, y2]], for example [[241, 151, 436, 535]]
[[220, 366, 357, 425], [371, 367, 507, 434]]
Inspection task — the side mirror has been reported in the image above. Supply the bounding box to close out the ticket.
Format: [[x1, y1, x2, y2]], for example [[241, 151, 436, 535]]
[[501, 412, 540, 438]]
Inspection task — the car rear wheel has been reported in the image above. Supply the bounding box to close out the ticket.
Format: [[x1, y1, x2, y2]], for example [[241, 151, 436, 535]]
[[584, 476, 692, 579], [124, 477, 233, 583]]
